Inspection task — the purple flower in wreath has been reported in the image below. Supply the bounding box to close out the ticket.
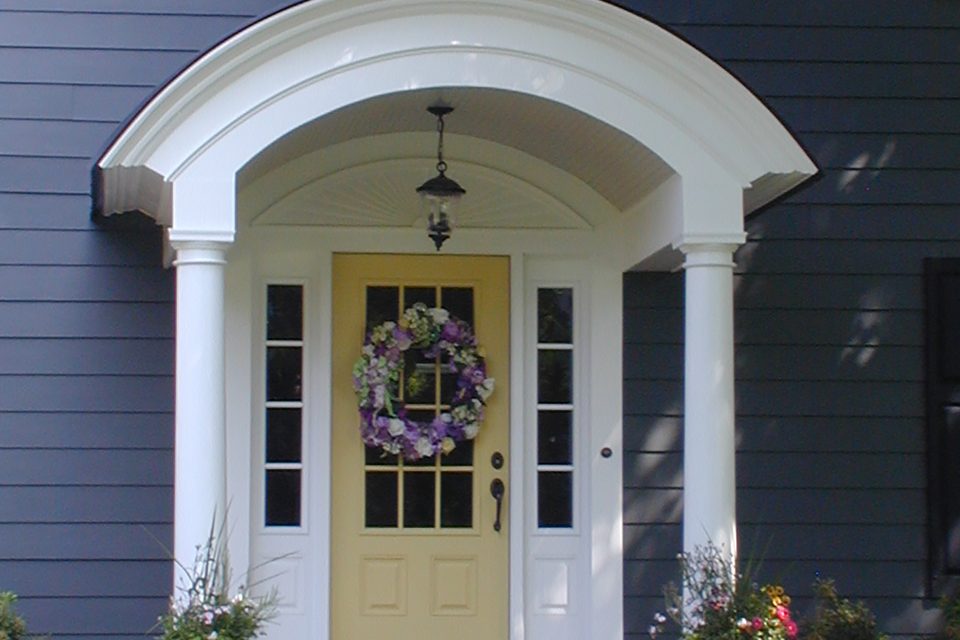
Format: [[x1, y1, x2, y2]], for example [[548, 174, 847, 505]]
[[441, 320, 462, 343]]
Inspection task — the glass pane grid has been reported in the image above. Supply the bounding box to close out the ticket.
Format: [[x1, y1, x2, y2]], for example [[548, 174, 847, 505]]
[[364, 456, 475, 530], [363, 283, 476, 531], [536, 287, 574, 530], [264, 284, 304, 528]]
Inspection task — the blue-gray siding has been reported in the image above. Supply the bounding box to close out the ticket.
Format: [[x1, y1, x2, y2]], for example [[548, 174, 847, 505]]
[[0, 2, 283, 637], [622, 2, 960, 638]]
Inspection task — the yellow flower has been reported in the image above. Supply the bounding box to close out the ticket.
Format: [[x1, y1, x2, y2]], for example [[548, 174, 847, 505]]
[[441, 437, 456, 454]]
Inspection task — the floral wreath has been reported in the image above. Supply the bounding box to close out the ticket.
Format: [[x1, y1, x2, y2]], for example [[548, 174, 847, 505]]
[[352, 303, 494, 460]]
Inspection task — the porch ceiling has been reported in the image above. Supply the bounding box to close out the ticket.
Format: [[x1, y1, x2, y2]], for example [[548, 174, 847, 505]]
[[237, 87, 674, 230]]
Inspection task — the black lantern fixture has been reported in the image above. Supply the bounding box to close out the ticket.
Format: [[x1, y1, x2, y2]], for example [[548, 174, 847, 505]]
[[416, 105, 465, 251]]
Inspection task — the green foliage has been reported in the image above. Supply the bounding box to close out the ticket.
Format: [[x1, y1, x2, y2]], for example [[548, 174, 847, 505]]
[[0, 592, 28, 640], [650, 543, 798, 640], [157, 522, 275, 640], [801, 579, 885, 640], [936, 589, 960, 640]]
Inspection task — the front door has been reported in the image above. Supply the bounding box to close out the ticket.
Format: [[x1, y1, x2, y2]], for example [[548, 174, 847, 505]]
[[331, 254, 510, 639]]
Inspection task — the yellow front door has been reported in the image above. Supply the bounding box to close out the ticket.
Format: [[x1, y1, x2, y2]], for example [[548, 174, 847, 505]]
[[331, 254, 510, 640]]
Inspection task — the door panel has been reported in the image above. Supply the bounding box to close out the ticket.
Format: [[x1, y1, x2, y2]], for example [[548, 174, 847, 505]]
[[331, 254, 509, 640]]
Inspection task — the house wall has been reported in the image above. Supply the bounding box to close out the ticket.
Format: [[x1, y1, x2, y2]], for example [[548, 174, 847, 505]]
[[622, 2, 960, 638], [1, 1, 958, 639]]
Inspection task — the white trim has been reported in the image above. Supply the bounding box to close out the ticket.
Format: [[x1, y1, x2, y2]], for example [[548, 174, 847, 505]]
[[521, 258, 622, 640], [259, 280, 309, 534], [509, 251, 528, 640], [97, 0, 815, 234]]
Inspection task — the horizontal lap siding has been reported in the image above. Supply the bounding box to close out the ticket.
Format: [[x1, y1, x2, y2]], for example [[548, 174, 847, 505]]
[[0, 3, 284, 637], [621, 2, 960, 638]]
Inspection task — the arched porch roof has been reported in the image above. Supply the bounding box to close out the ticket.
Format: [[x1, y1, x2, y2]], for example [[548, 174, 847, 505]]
[[95, 0, 816, 264]]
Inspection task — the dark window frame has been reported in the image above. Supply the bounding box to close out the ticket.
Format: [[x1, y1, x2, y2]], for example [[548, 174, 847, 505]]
[[925, 258, 960, 593]]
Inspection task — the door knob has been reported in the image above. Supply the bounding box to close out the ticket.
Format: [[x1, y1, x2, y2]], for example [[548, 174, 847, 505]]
[[490, 478, 505, 532]]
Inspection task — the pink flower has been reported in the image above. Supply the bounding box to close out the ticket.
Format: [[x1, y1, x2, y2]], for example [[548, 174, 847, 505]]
[[775, 605, 791, 621], [752, 617, 764, 631], [785, 620, 798, 638]]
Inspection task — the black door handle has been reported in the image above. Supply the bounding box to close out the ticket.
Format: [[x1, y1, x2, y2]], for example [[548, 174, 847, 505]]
[[490, 478, 505, 532]]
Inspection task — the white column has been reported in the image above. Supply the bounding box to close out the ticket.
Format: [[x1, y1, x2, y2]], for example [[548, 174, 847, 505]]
[[169, 232, 232, 576], [678, 241, 740, 558]]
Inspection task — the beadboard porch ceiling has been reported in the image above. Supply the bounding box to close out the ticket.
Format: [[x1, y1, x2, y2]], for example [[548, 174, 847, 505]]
[[237, 87, 675, 231]]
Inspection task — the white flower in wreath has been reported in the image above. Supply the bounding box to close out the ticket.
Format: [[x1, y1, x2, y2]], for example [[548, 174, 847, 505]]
[[384, 441, 401, 455], [479, 378, 495, 400], [463, 423, 480, 439], [428, 307, 450, 324], [415, 436, 434, 458], [387, 418, 405, 437]]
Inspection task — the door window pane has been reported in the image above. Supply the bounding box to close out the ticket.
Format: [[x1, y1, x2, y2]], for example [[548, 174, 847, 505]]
[[442, 440, 473, 467], [266, 347, 302, 401], [442, 287, 474, 325], [403, 348, 436, 405], [537, 349, 572, 404], [267, 285, 303, 340], [537, 411, 572, 465], [405, 286, 436, 309], [403, 473, 435, 528], [537, 288, 573, 343], [266, 408, 302, 463], [441, 472, 473, 528], [366, 286, 398, 332], [538, 471, 572, 528], [366, 472, 398, 528], [265, 470, 301, 526]]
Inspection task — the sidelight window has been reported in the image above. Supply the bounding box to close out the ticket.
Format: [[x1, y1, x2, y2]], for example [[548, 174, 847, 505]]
[[264, 284, 304, 527], [536, 287, 575, 528]]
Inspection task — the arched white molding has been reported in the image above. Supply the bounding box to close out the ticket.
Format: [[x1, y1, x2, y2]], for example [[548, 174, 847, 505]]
[[96, 0, 816, 240]]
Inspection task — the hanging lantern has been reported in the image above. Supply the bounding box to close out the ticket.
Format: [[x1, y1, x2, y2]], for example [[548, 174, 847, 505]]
[[416, 105, 465, 251]]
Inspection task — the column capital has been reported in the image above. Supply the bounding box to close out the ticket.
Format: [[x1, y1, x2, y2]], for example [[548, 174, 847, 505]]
[[673, 233, 746, 270], [673, 232, 746, 255], [168, 229, 234, 267], [168, 228, 235, 250]]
